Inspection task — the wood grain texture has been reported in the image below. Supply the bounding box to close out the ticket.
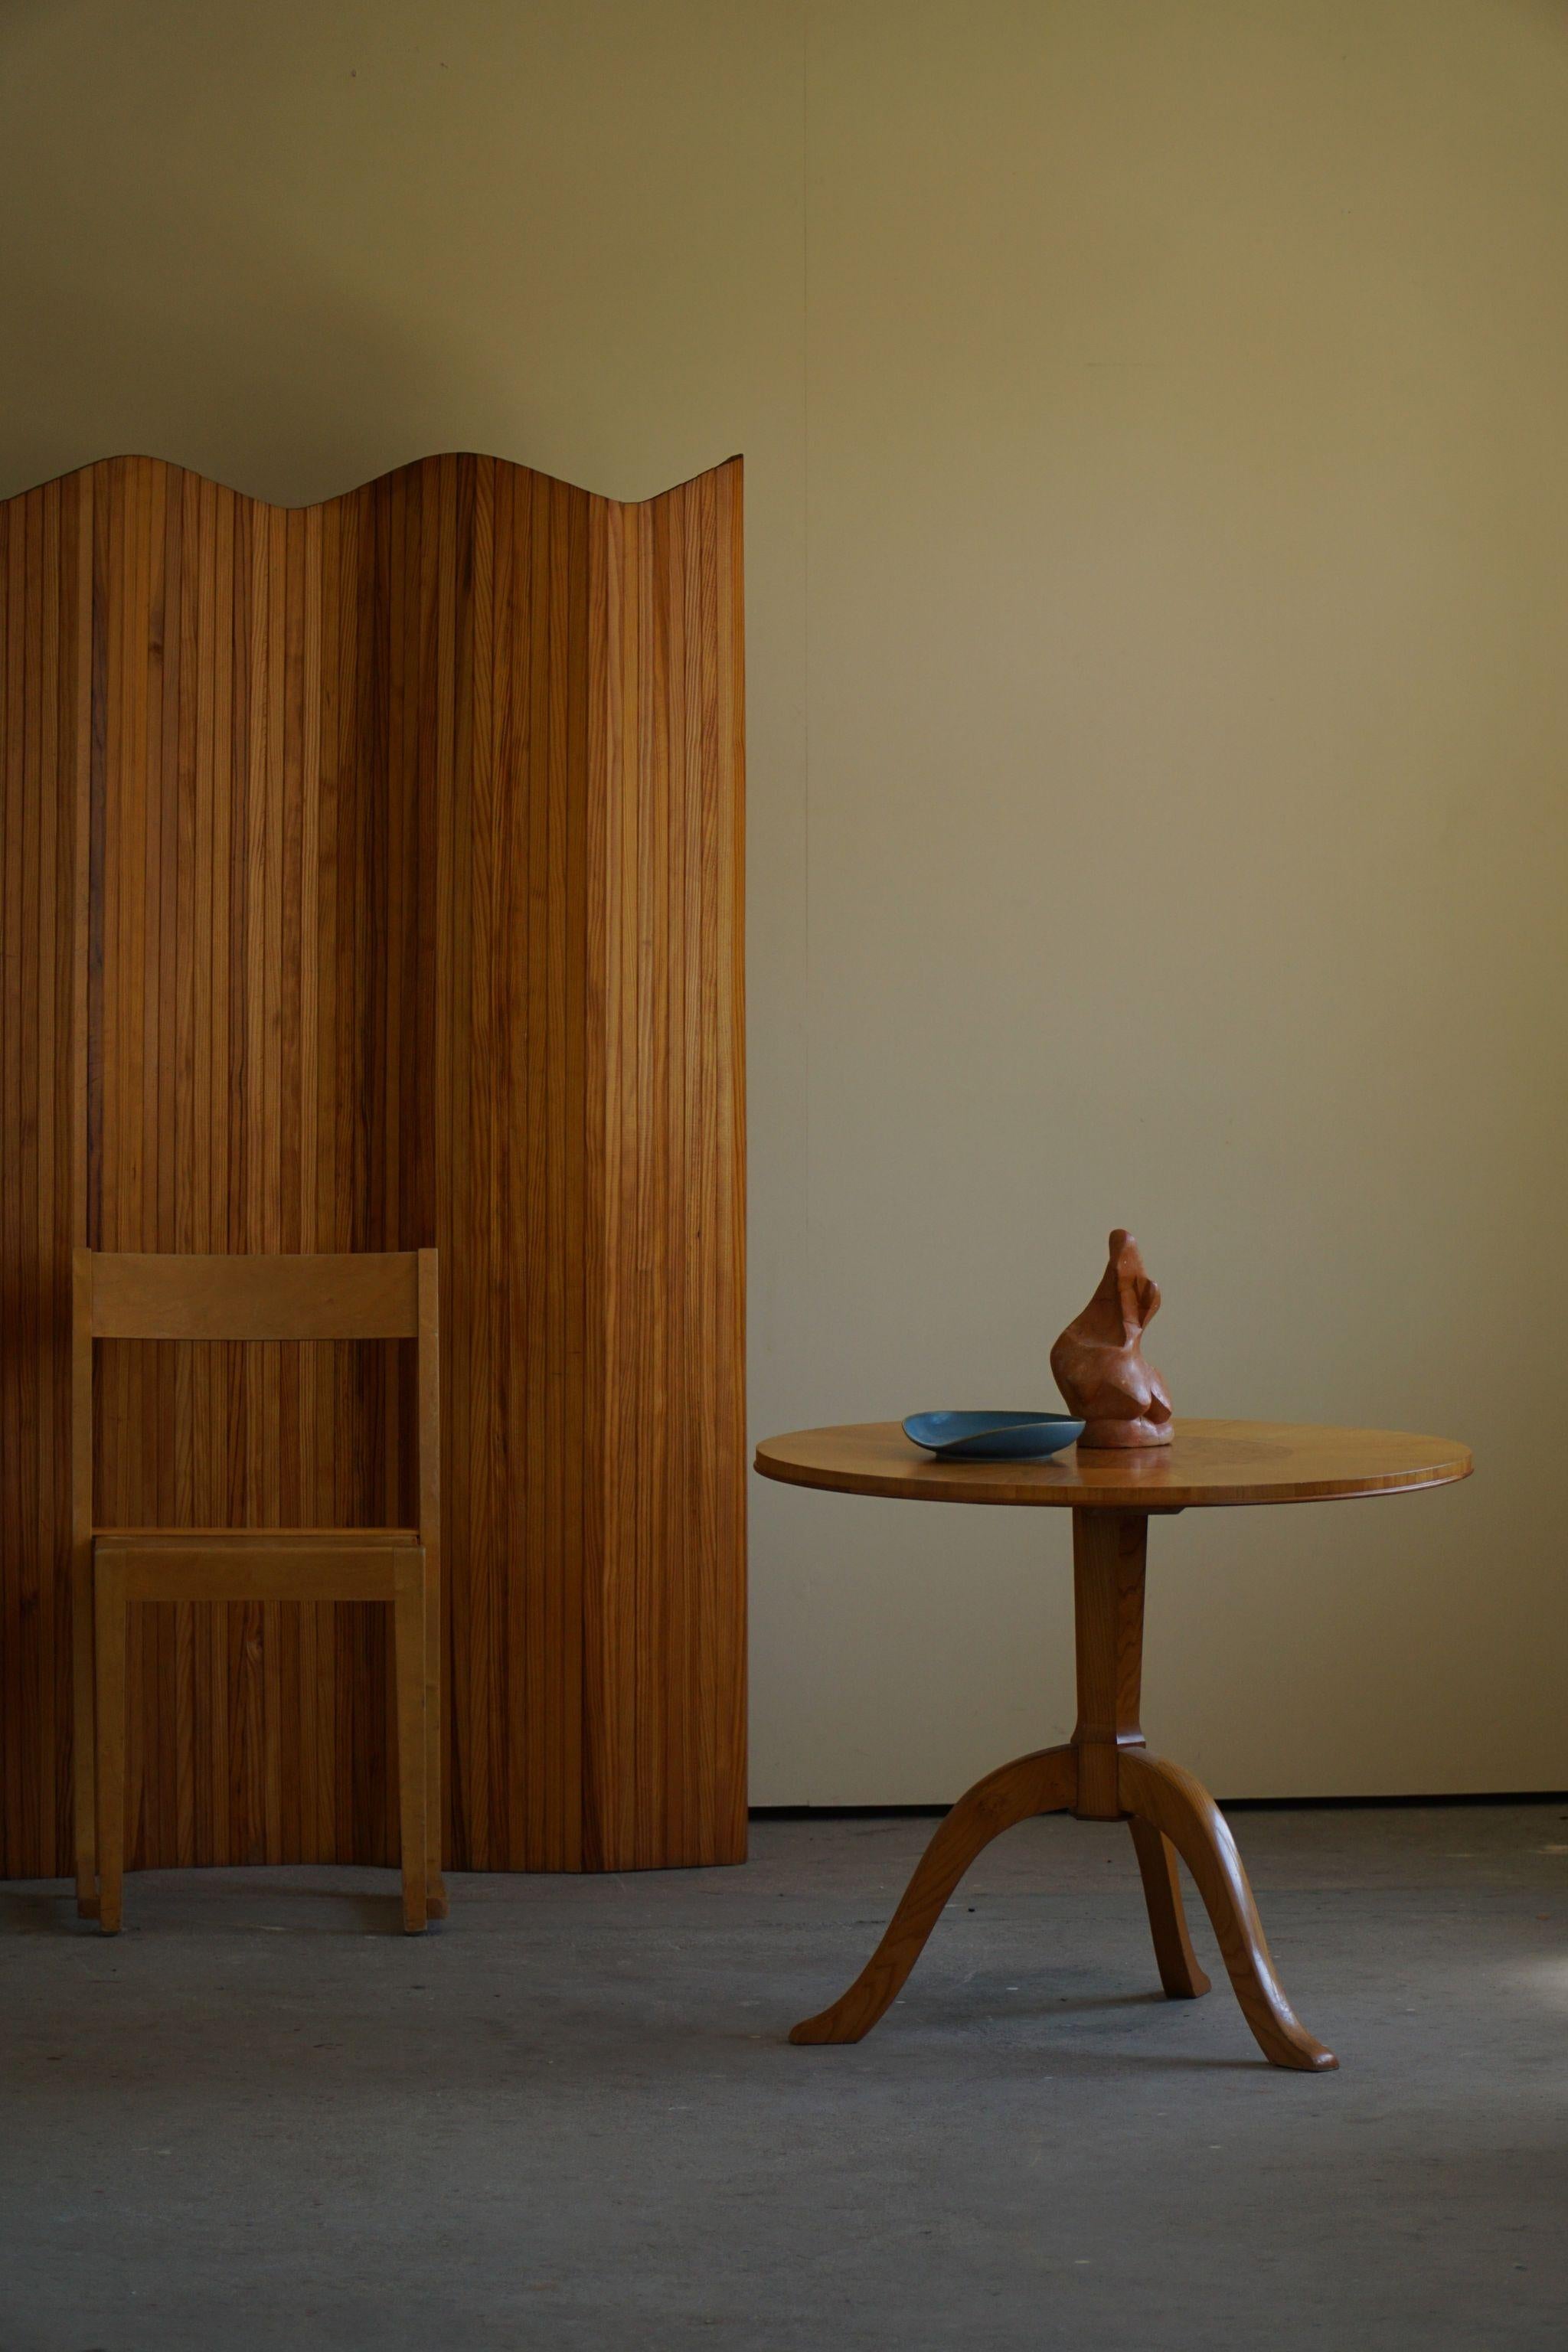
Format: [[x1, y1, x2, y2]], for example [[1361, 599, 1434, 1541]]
[[783, 1485, 1337, 2067], [73, 1244, 443, 1929], [789, 1745, 1079, 2044], [0, 452, 746, 1880], [1129, 1818, 1211, 2000], [89, 1250, 420, 1339], [1119, 1749, 1336, 2069], [754, 1418, 1472, 1509], [1069, 1508, 1148, 1819]]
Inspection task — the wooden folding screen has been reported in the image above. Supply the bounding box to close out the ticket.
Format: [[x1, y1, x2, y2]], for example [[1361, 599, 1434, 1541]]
[[0, 452, 745, 1877]]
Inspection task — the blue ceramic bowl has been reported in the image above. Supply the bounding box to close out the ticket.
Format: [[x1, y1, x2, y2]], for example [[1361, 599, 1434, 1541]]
[[902, 1410, 1085, 1461]]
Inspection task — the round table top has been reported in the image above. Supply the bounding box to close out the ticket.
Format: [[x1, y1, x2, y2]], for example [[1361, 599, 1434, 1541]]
[[753, 1417, 1472, 1511]]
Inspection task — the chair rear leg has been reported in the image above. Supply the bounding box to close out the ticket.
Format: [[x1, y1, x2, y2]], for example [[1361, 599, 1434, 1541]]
[[393, 1562, 428, 1935]]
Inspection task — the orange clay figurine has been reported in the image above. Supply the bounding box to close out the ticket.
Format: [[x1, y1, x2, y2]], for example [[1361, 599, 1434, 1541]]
[[1050, 1229, 1174, 1449]]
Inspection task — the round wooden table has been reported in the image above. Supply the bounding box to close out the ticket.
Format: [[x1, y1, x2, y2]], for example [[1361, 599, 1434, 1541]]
[[754, 1417, 1472, 2070]]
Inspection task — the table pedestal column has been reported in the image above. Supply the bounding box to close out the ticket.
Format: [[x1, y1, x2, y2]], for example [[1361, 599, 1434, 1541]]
[[789, 1508, 1336, 2070]]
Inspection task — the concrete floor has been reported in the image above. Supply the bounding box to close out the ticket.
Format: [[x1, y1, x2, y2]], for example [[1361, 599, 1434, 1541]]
[[3, 1805, 1566, 2350]]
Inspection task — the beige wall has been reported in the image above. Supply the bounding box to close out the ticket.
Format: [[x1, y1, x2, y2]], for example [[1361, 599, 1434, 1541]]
[[4, 0, 1564, 1802]]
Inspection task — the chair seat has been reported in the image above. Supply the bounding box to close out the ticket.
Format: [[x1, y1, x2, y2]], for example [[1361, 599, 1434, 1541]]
[[94, 1526, 419, 1546]]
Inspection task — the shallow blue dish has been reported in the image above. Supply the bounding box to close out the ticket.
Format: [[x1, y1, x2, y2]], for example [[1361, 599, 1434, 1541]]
[[902, 1410, 1085, 1462]]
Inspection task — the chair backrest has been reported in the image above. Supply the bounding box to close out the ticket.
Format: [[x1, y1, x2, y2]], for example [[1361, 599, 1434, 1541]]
[[73, 1250, 440, 1546], [84, 1250, 422, 1341]]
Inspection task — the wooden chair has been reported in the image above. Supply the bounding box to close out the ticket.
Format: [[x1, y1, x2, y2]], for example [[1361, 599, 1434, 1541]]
[[70, 1250, 444, 1936]]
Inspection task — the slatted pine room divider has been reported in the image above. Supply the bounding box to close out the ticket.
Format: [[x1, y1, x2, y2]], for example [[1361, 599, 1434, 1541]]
[[0, 452, 746, 1878]]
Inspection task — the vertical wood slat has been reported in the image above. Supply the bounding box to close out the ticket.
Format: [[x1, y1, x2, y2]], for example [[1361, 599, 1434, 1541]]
[[0, 451, 745, 1879]]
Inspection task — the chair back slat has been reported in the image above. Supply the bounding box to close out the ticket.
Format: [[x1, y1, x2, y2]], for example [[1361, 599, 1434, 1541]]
[[86, 1251, 420, 1341]]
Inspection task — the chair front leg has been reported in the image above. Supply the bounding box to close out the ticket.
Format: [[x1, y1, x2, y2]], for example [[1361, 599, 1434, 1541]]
[[72, 1543, 99, 1918], [424, 1551, 446, 1919], [93, 1559, 128, 1936], [392, 1558, 429, 1935]]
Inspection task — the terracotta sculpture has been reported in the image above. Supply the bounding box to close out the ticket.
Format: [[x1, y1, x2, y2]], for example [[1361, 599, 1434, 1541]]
[[1050, 1229, 1174, 1449]]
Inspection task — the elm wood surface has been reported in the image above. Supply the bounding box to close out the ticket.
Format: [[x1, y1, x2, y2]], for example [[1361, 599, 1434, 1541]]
[[1129, 1814, 1210, 2000], [91, 1542, 429, 1938], [0, 452, 746, 1883], [756, 1419, 1471, 2069], [87, 1250, 422, 1340], [1050, 1227, 1174, 1448], [754, 1418, 1470, 1508], [74, 1249, 442, 1936]]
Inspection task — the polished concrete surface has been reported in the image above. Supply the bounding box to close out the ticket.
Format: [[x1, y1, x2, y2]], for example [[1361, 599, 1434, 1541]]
[[4, 1804, 1566, 2350]]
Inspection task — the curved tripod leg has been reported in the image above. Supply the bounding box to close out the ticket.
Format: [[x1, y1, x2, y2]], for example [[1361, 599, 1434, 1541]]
[[1120, 1751, 1336, 2070], [791, 1744, 1077, 2045], [1129, 1818, 1210, 1998]]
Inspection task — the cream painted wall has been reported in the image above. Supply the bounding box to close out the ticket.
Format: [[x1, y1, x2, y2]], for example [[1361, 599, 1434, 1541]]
[[3, 0, 1564, 1802]]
